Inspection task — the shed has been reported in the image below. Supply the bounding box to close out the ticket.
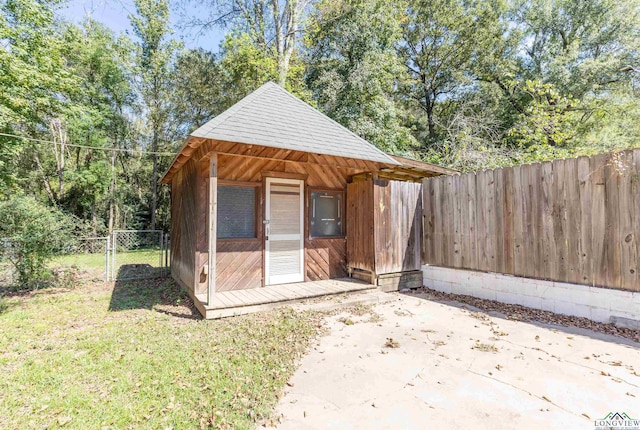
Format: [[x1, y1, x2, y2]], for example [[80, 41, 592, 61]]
[[161, 82, 454, 318]]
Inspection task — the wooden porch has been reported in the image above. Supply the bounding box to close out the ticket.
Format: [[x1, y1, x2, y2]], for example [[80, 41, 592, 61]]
[[194, 278, 376, 319]]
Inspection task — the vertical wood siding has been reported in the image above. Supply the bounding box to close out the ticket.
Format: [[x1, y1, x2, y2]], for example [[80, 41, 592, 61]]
[[347, 179, 423, 276], [374, 180, 423, 274], [170, 158, 198, 292], [422, 149, 640, 292]]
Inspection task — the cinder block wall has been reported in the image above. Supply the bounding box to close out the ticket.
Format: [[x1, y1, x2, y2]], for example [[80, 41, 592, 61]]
[[422, 265, 640, 329]]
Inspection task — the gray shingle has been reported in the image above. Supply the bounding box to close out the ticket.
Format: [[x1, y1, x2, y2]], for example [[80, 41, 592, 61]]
[[190, 82, 399, 165]]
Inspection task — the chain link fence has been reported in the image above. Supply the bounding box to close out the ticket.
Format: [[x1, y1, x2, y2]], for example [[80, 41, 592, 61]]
[[109, 230, 169, 281], [0, 238, 16, 286], [0, 231, 170, 288]]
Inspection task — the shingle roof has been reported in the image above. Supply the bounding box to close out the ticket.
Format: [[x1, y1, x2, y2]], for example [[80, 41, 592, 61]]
[[189, 82, 399, 165]]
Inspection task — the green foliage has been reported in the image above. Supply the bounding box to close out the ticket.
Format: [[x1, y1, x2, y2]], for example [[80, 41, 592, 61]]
[[1, 0, 639, 239], [0, 195, 76, 288], [508, 80, 578, 147], [307, 0, 418, 153], [220, 32, 280, 98]]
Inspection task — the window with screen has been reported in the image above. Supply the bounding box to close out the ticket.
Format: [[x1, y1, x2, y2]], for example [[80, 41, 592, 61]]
[[310, 190, 343, 238], [217, 186, 256, 239]]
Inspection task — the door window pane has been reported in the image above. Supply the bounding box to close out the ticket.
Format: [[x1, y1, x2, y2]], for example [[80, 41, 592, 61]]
[[217, 186, 256, 239], [310, 191, 343, 237]]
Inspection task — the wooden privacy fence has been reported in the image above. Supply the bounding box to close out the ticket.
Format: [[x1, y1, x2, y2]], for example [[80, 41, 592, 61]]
[[422, 149, 640, 292]]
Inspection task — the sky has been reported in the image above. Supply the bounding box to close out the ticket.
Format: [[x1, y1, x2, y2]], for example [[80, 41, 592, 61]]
[[59, 0, 225, 52]]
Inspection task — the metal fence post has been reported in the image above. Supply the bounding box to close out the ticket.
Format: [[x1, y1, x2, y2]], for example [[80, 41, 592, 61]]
[[105, 235, 110, 281], [164, 233, 169, 271]]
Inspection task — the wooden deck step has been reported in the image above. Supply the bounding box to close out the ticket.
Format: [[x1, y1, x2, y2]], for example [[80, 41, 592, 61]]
[[199, 278, 376, 319]]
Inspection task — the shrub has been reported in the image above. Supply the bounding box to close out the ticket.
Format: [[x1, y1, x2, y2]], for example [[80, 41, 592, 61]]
[[0, 196, 76, 289]]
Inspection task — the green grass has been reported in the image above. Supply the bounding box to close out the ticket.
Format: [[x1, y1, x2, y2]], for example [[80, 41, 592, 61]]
[[51, 249, 168, 272], [0, 278, 321, 429]]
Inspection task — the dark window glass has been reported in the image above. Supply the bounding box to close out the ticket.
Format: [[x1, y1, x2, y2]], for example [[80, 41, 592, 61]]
[[217, 186, 256, 239], [310, 191, 343, 238]]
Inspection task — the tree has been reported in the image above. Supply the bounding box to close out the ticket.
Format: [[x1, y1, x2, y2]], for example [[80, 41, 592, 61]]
[[189, 0, 314, 86], [0, 0, 76, 195], [399, 0, 505, 142], [130, 0, 178, 231], [0, 195, 76, 288], [306, 0, 416, 153]]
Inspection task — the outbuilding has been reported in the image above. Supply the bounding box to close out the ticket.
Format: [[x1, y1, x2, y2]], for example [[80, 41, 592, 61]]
[[161, 82, 453, 318]]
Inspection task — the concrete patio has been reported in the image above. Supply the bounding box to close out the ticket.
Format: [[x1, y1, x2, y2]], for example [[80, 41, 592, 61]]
[[268, 292, 640, 430]]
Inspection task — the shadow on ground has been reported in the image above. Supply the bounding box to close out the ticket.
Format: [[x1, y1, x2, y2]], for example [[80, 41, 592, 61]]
[[109, 266, 198, 319]]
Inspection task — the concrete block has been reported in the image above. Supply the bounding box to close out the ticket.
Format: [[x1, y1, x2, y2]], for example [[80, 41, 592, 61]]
[[589, 307, 611, 323], [519, 294, 543, 310], [609, 292, 635, 314], [496, 291, 519, 306], [431, 280, 451, 294], [473, 287, 496, 301], [555, 300, 589, 319], [569, 285, 594, 307], [610, 315, 640, 329], [540, 298, 555, 313]]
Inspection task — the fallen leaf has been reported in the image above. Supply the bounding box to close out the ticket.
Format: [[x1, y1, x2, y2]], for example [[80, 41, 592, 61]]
[[57, 416, 72, 426]]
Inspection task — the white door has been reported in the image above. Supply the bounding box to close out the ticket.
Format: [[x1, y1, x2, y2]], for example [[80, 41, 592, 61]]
[[265, 178, 305, 285]]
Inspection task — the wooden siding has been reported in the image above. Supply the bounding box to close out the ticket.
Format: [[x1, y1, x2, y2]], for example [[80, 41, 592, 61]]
[[216, 240, 263, 291], [423, 149, 640, 292], [346, 180, 375, 273], [374, 180, 423, 274], [195, 158, 209, 295], [305, 238, 347, 281], [163, 138, 387, 183], [170, 158, 198, 292], [346, 179, 423, 276], [194, 153, 357, 292]]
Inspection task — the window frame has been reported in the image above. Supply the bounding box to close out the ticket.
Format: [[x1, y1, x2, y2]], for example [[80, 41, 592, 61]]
[[307, 187, 346, 240], [216, 181, 261, 242]]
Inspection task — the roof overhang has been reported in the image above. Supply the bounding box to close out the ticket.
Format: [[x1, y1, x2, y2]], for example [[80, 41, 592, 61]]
[[376, 155, 457, 181]]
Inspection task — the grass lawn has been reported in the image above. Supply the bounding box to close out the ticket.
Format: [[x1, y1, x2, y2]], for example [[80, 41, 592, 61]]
[[51, 248, 168, 272], [0, 278, 322, 429]]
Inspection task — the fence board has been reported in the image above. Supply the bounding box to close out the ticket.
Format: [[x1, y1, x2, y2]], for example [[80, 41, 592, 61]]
[[466, 173, 478, 269], [502, 168, 514, 274], [423, 149, 640, 292], [577, 156, 592, 285], [476, 171, 489, 271], [540, 161, 556, 280], [423, 179, 434, 264], [494, 169, 505, 273], [619, 151, 636, 290], [452, 175, 463, 268], [512, 165, 525, 277], [633, 150, 640, 291], [432, 177, 443, 266], [591, 154, 607, 288], [604, 156, 622, 289], [565, 159, 581, 284], [553, 159, 568, 281]]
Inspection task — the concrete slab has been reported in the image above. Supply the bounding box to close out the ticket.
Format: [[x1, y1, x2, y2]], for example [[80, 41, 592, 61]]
[[265, 293, 640, 430]]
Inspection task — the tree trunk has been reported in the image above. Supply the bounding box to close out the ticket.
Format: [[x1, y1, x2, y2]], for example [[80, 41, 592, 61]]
[[108, 143, 116, 233], [423, 81, 436, 140], [150, 129, 158, 231], [34, 153, 57, 204], [150, 75, 160, 231]]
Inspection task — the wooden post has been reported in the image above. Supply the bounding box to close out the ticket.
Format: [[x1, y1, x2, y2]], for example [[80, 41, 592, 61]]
[[207, 153, 218, 305]]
